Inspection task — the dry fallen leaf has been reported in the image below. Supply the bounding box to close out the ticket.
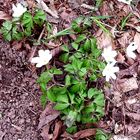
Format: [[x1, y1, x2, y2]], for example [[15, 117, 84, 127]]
[[118, 77, 138, 93], [127, 124, 140, 136], [12, 41, 22, 50], [38, 103, 60, 129], [41, 125, 53, 140], [0, 11, 11, 20], [116, 52, 125, 63], [36, 0, 58, 18], [0, 131, 5, 140], [134, 32, 140, 53], [117, 31, 134, 48], [112, 135, 137, 140], [125, 112, 140, 121], [95, 30, 114, 49], [73, 129, 96, 139], [52, 121, 63, 140]]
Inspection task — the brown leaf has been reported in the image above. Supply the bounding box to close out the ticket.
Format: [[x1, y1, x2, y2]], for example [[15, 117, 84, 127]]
[[118, 77, 138, 93], [0, 131, 5, 140], [41, 125, 53, 140], [134, 32, 140, 53], [38, 103, 60, 129], [126, 124, 140, 135], [36, 0, 58, 18], [125, 112, 140, 121], [52, 121, 63, 140], [73, 129, 96, 139], [95, 30, 114, 49], [117, 31, 134, 48], [51, 47, 61, 57], [0, 11, 11, 20], [62, 129, 96, 139], [12, 41, 22, 50], [116, 52, 125, 63]]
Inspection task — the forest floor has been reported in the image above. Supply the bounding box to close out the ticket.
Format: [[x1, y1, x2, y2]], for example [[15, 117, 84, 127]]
[[0, 0, 140, 140]]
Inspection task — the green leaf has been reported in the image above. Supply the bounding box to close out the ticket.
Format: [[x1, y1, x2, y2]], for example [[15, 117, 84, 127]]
[[95, 106, 104, 116], [61, 45, 69, 52], [47, 28, 73, 40], [56, 94, 69, 103], [50, 68, 62, 75], [73, 52, 82, 59], [121, 13, 132, 30], [3, 32, 12, 41], [90, 74, 97, 81], [37, 71, 52, 85], [65, 111, 77, 127], [98, 62, 106, 70], [47, 90, 56, 102], [68, 92, 75, 104], [96, 129, 109, 140], [66, 126, 77, 134], [94, 94, 105, 106], [88, 88, 101, 99], [2, 21, 12, 31], [90, 38, 101, 58], [33, 10, 46, 26], [64, 64, 74, 74], [92, 18, 110, 34], [83, 102, 96, 113], [59, 53, 69, 63], [70, 84, 79, 93], [72, 42, 79, 50], [22, 12, 33, 29], [54, 103, 69, 110], [65, 75, 71, 86], [24, 27, 32, 36], [78, 68, 87, 77], [72, 17, 84, 33], [83, 39, 91, 51], [40, 92, 47, 108], [75, 34, 86, 43], [83, 17, 92, 27], [72, 58, 83, 70], [12, 26, 23, 40]]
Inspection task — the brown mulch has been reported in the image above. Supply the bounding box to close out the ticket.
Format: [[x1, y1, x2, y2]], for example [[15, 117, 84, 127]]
[[0, 42, 43, 140]]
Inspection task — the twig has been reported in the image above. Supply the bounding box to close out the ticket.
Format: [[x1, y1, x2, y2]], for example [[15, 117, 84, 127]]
[[36, 0, 58, 18], [29, 24, 46, 62], [81, 3, 97, 11]]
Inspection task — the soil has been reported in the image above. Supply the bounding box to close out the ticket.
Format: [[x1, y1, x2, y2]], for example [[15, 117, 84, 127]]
[[0, 42, 42, 140]]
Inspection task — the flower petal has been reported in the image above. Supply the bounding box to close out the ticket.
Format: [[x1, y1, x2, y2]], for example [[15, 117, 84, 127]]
[[38, 50, 45, 57], [111, 73, 116, 80], [36, 62, 44, 68]]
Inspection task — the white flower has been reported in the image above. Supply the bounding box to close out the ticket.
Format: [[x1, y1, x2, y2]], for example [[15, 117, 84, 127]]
[[117, 0, 132, 5], [12, 3, 27, 18], [102, 62, 119, 81], [126, 42, 138, 59], [31, 50, 52, 68], [102, 46, 117, 63]]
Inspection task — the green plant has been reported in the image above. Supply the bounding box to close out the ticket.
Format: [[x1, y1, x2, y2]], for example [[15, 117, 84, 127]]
[[95, 0, 103, 8], [0, 9, 47, 41], [120, 13, 132, 30], [37, 36, 105, 129], [95, 129, 110, 140]]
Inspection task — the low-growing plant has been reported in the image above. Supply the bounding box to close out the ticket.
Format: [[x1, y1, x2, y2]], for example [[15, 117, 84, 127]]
[[0, 9, 51, 41], [95, 129, 110, 140], [37, 35, 106, 129]]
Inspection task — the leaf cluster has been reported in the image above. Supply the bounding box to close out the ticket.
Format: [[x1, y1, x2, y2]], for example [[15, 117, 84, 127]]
[[37, 36, 105, 130], [0, 9, 47, 41]]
